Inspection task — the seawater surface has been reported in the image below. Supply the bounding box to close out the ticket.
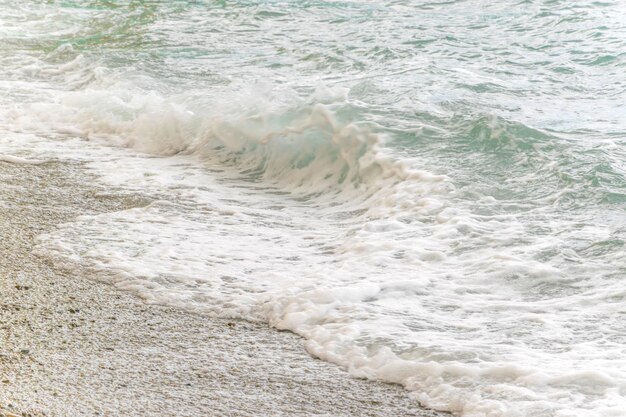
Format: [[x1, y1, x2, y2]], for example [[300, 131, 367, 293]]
[[1, 1, 626, 416]]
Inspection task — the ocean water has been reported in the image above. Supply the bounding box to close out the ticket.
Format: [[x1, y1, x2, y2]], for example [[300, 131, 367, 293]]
[[2, 1, 626, 416]]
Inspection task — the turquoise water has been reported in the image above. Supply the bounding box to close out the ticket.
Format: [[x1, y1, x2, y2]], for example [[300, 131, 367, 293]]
[[2, 1, 626, 416]]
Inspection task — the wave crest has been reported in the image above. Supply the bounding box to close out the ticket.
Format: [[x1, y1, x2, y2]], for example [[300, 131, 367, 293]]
[[11, 79, 447, 202]]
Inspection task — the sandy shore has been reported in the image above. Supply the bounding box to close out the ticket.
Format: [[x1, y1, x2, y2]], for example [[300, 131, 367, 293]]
[[0, 159, 443, 417]]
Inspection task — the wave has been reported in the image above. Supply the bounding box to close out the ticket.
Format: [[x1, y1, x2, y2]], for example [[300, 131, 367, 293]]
[[8, 65, 450, 213]]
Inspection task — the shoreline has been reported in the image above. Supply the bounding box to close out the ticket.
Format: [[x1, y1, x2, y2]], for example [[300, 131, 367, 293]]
[[0, 158, 443, 417]]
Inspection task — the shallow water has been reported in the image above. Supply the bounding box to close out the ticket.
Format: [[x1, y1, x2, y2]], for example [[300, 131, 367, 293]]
[[2, 1, 626, 416]]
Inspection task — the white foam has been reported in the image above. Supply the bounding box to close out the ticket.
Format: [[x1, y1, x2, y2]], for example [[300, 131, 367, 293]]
[[31, 138, 626, 417], [0, 154, 46, 165]]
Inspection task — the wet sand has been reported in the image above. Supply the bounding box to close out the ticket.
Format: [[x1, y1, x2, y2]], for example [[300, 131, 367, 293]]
[[0, 159, 444, 417]]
